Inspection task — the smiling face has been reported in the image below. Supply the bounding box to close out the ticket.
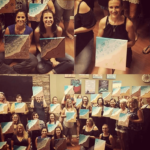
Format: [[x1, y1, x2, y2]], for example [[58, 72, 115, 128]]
[[16, 96, 22, 103], [120, 102, 126, 109], [33, 113, 39, 120], [15, 12, 26, 26], [35, 96, 40, 102], [67, 99, 72, 107], [83, 97, 88, 105], [12, 114, 19, 123], [43, 12, 54, 28], [41, 128, 47, 137], [50, 114, 55, 122], [110, 99, 116, 107], [98, 98, 103, 105], [102, 125, 109, 134], [17, 125, 23, 134], [53, 97, 58, 104], [56, 127, 61, 136], [86, 119, 92, 127]]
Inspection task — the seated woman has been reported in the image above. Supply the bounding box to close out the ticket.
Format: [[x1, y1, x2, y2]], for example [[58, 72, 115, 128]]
[[34, 9, 74, 74], [97, 0, 135, 74], [80, 118, 99, 150], [99, 124, 115, 150], [46, 113, 63, 138], [0, 10, 38, 74], [11, 123, 31, 150], [10, 94, 29, 128]]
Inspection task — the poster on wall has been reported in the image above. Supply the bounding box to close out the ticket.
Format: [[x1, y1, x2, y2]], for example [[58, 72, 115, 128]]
[[141, 86, 150, 98], [0, 142, 7, 150], [131, 86, 141, 97], [118, 113, 130, 127], [103, 107, 113, 117], [78, 74, 89, 78], [15, 102, 25, 113], [76, 98, 82, 107], [64, 85, 74, 95], [112, 81, 122, 89], [120, 86, 130, 96], [95, 37, 127, 71], [92, 74, 103, 79], [37, 138, 50, 150], [64, 74, 75, 78], [94, 139, 106, 150], [4, 35, 30, 59], [55, 138, 67, 150], [79, 134, 90, 147], [107, 74, 116, 79], [112, 88, 120, 97], [99, 80, 109, 93], [91, 94, 101, 103], [85, 80, 95, 94], [71, 79, 82, 94], [49, 104, 61, 114], [0, 104, 8, 114], [40, 37, 65, 59], [13, 145, 27, 150], [66, 112, 76, 122], [27, 120, 41, 131], [79, 109, 89, 119], [92, 107, 102, 117], [110, 108, 121, 120], [102, 92, 111, 100], [1, 122, 14, 134]]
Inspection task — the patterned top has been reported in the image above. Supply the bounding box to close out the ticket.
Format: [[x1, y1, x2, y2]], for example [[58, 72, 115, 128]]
[[57, 0, 74, 10]]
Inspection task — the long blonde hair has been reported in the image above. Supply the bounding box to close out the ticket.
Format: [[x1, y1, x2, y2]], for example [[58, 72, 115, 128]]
[[65, 99, 74, 110], [82, 96, 90, 109]]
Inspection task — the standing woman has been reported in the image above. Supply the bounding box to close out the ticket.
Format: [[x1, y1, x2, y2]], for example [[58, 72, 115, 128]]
[[97, 0, 135, 74], [74, 0, 96, 74]]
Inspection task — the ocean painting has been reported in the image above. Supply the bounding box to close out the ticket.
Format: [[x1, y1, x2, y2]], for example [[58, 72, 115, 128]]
[[47, 124, 57, 133], [141, 86, 150, 98], [64, 85, 74, 95], [120, 86, 130, 96], [92, 74, 103, 79], [91, 94, 101, 103], [92, 107, 102, 117], [50, 104, 61, 114], [131, 86, 141, 97], [79, 134, 90, 147], [55, 138, 67, 150], [15, 102, 25, 113], [28, 3, 47, 22], [103, 107, 114, 117], [0, 0, 15, 13], [102, 92, 111, 100], [37, 138, 50, 150], [27, 120, 41, 131], [99, 80, 109, 93], [112, 88, 120, 97], [71, 79, 82, 94], [0, 142, 7, 149], [76, 99, 82, 107], [85, 80, 96, 94], [107, 74, 116, 79], [64, 74, 75, 78], [66, 112, 76, 122], [40, 37, 65, 59], [110, 108, 121, 120], [112, 81, 122, 88], [79, 109, 89, 119], [14, 145, 27, 150], [0, 104, 8, 114], [78, 74, 89, 78], [118, 113, 130, 127], [94, 139, 106, 150], [95, 37, 127, 71], [32, 86, 44, 97], [4, 35, 30, 59], [1, 122, 14, 134]]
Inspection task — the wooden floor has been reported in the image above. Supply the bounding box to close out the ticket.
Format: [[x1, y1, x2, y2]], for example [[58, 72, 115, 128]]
[[88, 0, 150, 74]]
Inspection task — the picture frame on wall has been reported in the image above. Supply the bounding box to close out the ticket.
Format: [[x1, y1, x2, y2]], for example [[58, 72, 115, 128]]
[[106, 74, 116, 79]]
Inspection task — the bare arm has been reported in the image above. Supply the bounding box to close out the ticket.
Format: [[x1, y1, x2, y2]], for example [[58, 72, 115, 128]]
[[27, 138, 31, 150], [30, 96, 34, 108], [10, 103, 15, 114], [61, 108, 66, 118], [130, 109, 144, 123], [35, 137, 38, 148], [43, 96, 47, 107], [34, 27, 41, 52], [29, 32, 33, 46], [47, 0, 55, 14], [97, 17, 106, 37], [11, 140, 14, 150], [24, 103, 29, 115], [5, 27, 10, 35], [106, 135, 115, 149]]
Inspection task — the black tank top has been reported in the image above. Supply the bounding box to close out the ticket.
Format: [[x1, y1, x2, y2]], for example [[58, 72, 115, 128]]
[[101, 134, 112, 150]]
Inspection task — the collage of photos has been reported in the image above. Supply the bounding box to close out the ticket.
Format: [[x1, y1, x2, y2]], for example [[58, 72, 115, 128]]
[[0, 0, 150, 150]]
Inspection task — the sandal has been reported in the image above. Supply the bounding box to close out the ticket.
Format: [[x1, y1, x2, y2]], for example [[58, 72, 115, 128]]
[[142, 45, 150, 54]]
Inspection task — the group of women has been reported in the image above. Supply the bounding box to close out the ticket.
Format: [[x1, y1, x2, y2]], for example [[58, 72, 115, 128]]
[[1, 91, 150, 150]]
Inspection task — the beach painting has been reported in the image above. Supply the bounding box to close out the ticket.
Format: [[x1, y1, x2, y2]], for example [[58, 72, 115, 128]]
[[71, 79, 81, 94], [27, 120, 41, 131], [0, 0, 16, 13], [112, 88, 120, 97], [79, 109, 89, 119], [15, 102, 25, 113], [102, 92, 111, 100], [91, 94, 101, 103], [64, 74, 75, 78], [79, 134, 90, 147], [28, 3, 47, 22], [1, 122, 14, 134], [103, 107, 114, 117], [37, 138, 50, 150], [131, 86, 141, 97], [141, 86, 150, 98], [120, 86, 130, 96], [0, 142, 7, 150], [85, 80, 96, 94], [49, 103, 61, 114], [14, 145, 27, 150], [94, 139, 106, 150], [66, 112, 76, 122], [99, 80, 109, 93], [118, 113, 130, 127], [92, 107, 102, 117], [55, 138, 67, 150], [64, 85, 74, 95], [47, 124, 57, 133], [95, 37, 127, 71], [40, 37, 65, 59], [4, 35, 30, 59], [32, 86, 44, 97], [78, 74, 89, 78], [112, 81, 122, 89], [92, 74, 103, 79], [107, 74, 116, 79], [76, 98, 82, 107], [0, 104, 8, 114], [110, 108, 121, 120]]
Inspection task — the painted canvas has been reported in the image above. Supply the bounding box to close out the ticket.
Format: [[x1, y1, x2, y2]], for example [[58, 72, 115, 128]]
[[102, 92, 111, 100], [37, 138, 50, 150], [0, 0, 15, 13], [131, 86, 141, 97], [14, 145, 27, 150], [4, 35, 30, 59], [28, 3, 47, 22], [107, 74, 116, 79], [40, 37, 65, 59], [118, 113, 130, 127], [92, 74, 103, 79], [64, 85, 74, 95], [110, 108, 121, 120], [0, 104, 8, 114], [112, 81, 122, 89], [78, 74, 89, 79], [15, 102, 25, 113], [1, 122, 14, 134], [85, 80, 95, 94], [94, 139, 106, 150], [99, 80, 109, 93], [32, 86, 44, 97], [47, 124, 57, 133], [27, 120, 41, 131], [79, 109, 89, 119], [64, 74, 75, 78], [141, 86, 150, 98], [79, 134, 90, 147], [120, 86, 130, 96], [95, 37, 127, 71], [91, 94, 101, 103], [66, 112, 76, 122], [55, 138, 67, 150], [71, 79, 81, 94], [76, 98, 82, 107], [103, 107, 114, 117], [92, 107, 102, 117], [0, 142, 7, 150], [112, 88, 120, 97], [49, 104, 61, 114]]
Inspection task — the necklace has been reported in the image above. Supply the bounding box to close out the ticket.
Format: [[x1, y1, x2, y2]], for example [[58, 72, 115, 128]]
[[15, 24, 26, 35], [113, 25, 117, 32]]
